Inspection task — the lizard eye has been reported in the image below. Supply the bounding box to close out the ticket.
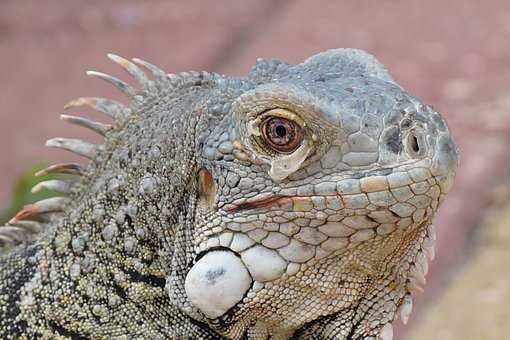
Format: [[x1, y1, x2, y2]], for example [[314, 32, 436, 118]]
[[261, 116, 304, 153]]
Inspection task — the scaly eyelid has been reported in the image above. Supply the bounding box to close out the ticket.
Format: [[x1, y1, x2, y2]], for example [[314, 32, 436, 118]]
[[256, 108, 306, 128]]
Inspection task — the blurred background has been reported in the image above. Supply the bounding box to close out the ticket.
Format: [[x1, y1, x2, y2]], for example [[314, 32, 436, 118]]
[[1, 1, 510, 339]]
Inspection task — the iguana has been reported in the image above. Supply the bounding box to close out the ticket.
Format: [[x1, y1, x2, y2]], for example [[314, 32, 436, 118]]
[[0, 49, 458, 339]]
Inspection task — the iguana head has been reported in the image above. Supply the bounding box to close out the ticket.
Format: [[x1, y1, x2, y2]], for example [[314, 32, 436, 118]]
[[182, 49, 459, 338], [1, 49, 458, 339]]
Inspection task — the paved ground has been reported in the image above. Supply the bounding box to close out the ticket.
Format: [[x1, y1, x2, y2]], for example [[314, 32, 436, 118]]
[[1, 1, 510, 338]]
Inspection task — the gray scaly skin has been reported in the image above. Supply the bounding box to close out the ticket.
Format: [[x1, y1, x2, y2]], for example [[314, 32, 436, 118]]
[[0, 49, 458, 339]]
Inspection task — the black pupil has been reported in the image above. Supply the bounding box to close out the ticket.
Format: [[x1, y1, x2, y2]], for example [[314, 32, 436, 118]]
[[275, 125, 287, 138]]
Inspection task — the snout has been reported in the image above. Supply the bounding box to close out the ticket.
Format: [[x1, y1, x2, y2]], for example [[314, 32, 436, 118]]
[[431, 132, 459, 193]]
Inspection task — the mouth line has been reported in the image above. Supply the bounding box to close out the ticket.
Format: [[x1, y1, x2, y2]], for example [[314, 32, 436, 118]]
[[225, 194, 353, 214], [226, 195, 290, 213], [225, 194, 397, 224]]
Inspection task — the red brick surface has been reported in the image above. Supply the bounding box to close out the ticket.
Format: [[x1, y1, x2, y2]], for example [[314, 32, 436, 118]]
[[1, 1, 510, 338]]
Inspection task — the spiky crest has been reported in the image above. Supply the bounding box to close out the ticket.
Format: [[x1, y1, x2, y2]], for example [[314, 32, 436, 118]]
[[0, 54, 215, 252]]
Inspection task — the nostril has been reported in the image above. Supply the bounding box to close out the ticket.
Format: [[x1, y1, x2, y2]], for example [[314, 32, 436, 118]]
[[410, 135, 420, 153], [405, 131, 426, 158]]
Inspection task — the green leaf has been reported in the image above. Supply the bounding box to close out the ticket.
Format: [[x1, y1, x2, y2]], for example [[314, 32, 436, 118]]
[[0, 162, 59, 224]]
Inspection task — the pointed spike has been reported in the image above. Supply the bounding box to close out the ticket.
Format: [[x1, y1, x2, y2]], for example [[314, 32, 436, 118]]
[[86, 70, 137, 98], [9, 220, 44, 234], [426, 243, 436, 261], [64, 97, 129, 118], [132, 57, 168, 83], [416, 251, 429, 275], [423, 236, 436, 260], [189, 70, 201, 78], [410, 264, 427, 286], [36, 196, 70, 211], [379, 323, 393, 340], [61, 113, 112, 136], [1, 226, 26, 234], [168, 73, 179, 81], [0, 234, 17, 248], [10, 204, 41, 223], [0, 226, 31, 239], [0, 227, 29, 246], [399, 295, 413, 325], [31, 179, 71, 194], [406, 277, 424, 293], [428, 224, 437, 241], [107, 53, 151, 89], [35, 163, 84, 177], [177, 72, 192, 84], [9, 197, 70, 223], [46, 137, 103, 159], [0, 223, 43, 246]]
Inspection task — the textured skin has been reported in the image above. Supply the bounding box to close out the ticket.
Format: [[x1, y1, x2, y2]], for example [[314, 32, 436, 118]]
[[0, 49, 458, 339]]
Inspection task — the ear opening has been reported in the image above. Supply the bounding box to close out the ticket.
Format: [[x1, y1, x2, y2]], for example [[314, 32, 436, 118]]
[[198, 168, 217, 210]]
